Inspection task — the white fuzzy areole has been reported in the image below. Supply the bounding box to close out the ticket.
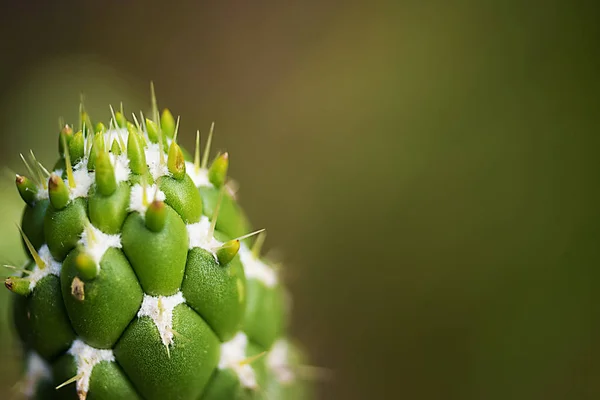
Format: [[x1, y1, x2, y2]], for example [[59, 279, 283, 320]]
[[137, 292, 185, 348], [28, 245, 61, 291], [108, 153, 131, 184], [267, 340, 296, 384], [186, 216, 223, 258], [219, 332, 258, 389], [238, 244, 278, 287], [78, 224, 122, 265], [185, 163, 212, 187], [129, 183, 166, 217], [22, 351, 52, 398], [145, 143, 170, 181], [68, 339, 115, 397], [103, 128, 129, 151], [63, 160, 94, 200], [34, 183, 49, 201]]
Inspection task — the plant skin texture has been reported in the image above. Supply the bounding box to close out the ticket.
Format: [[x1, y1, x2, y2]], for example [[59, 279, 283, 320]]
[[6, 86, 311, 400]]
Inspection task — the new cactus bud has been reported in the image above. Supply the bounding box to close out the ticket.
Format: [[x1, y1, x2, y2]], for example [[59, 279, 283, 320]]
[[114, 111, 127, 129], [74, 252, 98, 280], [216, 239, 240, 266], [58, 125, 73, 155], [145, 200, 167, 232], [94, 151, 117, 196], [127, 128, 147, 176], [94, 122, 106, 134], [48, 174, 69, 210], [7, 87, 312, 400], [110, 139, 122, 155], [16, 174, 38, 206], [208, 152, 229, 188], [161, 108, 176, 138], [5, 276, 31, 296], [69, 131, 85, 165]]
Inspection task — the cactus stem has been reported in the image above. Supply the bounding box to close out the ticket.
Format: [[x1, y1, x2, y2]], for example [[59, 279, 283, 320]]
[[17, 225, 46, 269], [216, 239, 240, 266], [238, 351, 267, 366], [55, 373, 84, 390], [208, 152, 229, 188], [61, 135, 76, 189], [5, 276, 31, 296], [252, 231, 267, 258], [201, 122, 215, 169], [71, 276, 86, 301]]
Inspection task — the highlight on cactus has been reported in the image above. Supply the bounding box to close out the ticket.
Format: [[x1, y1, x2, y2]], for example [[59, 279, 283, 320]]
[[6, 84, 312, 400]]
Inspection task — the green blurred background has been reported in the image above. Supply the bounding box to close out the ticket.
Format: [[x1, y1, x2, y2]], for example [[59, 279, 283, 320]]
[[0, 1, 598, 399]]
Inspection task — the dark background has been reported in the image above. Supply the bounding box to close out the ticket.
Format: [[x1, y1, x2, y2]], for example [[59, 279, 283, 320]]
[[0, 1, 599, 399]]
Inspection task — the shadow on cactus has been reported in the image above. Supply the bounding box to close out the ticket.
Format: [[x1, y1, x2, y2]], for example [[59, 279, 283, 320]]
[[6, 84, 312, 400]]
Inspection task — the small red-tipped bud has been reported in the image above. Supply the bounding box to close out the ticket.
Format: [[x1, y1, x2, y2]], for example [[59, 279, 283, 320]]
[[48, 173, 70, 209], [16, 175, 37, 205], [5, 276, 30, 296]]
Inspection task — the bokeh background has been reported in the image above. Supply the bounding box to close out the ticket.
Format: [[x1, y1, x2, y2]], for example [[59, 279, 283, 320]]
[[0, 1, 598, 399]]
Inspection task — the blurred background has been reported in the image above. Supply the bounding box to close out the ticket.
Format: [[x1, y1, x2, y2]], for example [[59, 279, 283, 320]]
[[0, 1, 599, 399]]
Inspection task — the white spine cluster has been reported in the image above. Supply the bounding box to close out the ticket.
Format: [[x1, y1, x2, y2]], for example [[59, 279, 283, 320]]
[[219, 332, 258, 389], [137, 291, 186, 348], [239, 244, 278, 287], [109, 153, 131, 184], [67, 340, 115, 397], [78, 224, 122, 265], [267, 340, 296, 384], [145, 143, 170, 181], [185, 163, 212, 187], [129, 183, 166, 217], [186, 216, 223, 259], [66, 161, 94, 200], [22, 352, 52, 398], [28, 245, 62, 291]]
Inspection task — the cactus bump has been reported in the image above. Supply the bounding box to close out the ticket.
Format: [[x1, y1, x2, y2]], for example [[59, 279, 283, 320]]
[[6, 85, 311, 400]]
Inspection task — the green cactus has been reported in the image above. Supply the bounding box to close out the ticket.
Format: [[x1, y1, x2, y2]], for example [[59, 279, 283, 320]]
[[6, 86, 311, 400]]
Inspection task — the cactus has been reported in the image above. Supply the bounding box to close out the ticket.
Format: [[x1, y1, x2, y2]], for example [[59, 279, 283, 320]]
[[6, 86, 310, 400]]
